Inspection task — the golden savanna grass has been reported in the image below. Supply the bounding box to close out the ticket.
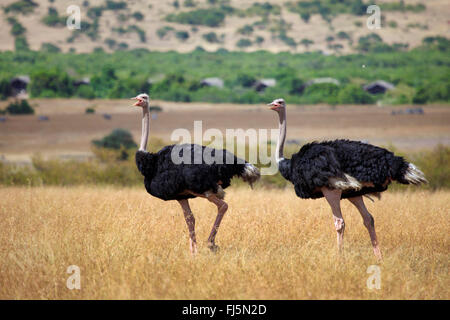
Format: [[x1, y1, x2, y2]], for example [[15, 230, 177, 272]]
[[0, 186, 448, 299]]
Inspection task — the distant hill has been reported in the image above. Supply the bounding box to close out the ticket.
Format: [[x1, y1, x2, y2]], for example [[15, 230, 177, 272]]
[[0, 0, 448, 54]]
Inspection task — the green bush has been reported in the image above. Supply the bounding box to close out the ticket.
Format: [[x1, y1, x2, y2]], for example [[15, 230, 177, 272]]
[[41, 7, 66, 27], [76, 85, 96, 99], [413, 82, 450, 104], [8, 17, 26, 36], [40, 43, 61, 53], [303, 83, 340, 104], [381, 2, 426, 13], [166, 8, 227, 27], [85, 107, 95, 114], [105, 0, 127, 10], [30, 69, 74, 97], [338, 84, 375, 104], [236, 39, 252, 48], [132, 12, 144, 21], [0, 78, 11, 100], [14, 36, 29, 51], [184, 0, 196, 7], [422, 36, 450, 52], [3, 0, 38, 15], [175, 31, 190, 41], [203, 32, 220, 43], [157, 26, 174, 39], [237, 25, 254, 36], [92, 128, 137, 160], [6, 100, 34, 115]]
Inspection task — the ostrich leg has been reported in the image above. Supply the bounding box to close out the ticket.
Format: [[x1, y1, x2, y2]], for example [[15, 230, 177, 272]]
[[348, 196, 382, 260], [178, 199, 197, 255], [205, 193, 228, 252], [322, 188, 345, 253]]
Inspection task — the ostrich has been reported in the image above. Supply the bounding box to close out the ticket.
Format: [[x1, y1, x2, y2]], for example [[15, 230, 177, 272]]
[[268, 98, 427, 259], [131, 93, 260, 255]]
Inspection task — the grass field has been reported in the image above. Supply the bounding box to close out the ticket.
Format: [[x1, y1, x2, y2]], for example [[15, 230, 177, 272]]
[[0, 186, 448, 299]]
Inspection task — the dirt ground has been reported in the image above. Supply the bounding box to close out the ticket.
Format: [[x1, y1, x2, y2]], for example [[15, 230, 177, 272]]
[[0, 98, 449, 163]]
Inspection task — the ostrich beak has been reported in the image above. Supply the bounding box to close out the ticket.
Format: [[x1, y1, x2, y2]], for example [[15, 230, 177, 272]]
[[131, 97, 142, 107], [268, 102, 279, 110]]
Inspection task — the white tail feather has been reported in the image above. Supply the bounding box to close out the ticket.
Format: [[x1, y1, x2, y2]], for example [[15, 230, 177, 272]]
[[404, 163, 428, 185], [241, 163, 260, 187], [329, 173, 362, 191]]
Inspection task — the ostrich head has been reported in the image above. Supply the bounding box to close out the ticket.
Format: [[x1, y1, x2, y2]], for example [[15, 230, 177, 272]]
[[131, 93, 149, 108], [268, 98, 286, 112]]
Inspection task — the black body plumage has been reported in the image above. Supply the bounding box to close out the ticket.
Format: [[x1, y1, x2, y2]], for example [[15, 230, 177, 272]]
[[279, 139, 411, 199], [136, 144, 250, 201]]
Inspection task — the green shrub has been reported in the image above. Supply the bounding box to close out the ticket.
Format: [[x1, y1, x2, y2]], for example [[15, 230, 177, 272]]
[[76, 85, 96, 99], [237, 25, 254, 36], [41, 7, 66, 27], [105, 0, 127, 10], [303, 83, 340, 104], [337, 31, 350, 40], [132, 12, 144, 21], [8, 17, 26, 36], [6, 100, 34, 115], [104, 38, 117, 49], [0, 78, 11, 100], [30, 69, 74, 97], [157, 26, 174, 39], [166, 8, 227, 27], [244, 2, 281, 17], [235, 74, 256, 88], [300, 38, 314, 48], [92, 128, 137, 153], [175, 31, 190, 41], [203, 32, 220, 43], [337, 84, 375, 104], [3, 0, 38, 15], [85, 107, 95, 114], [413, 82, 450, 104], [40, 43, 61, 53], [381, 2, 426, 13], [184, 0, 196, 7], [236, 38, 252, 48], [14, 36, 29, 51], [255, 36, 264, 45], [117, 42, 129, 50], [422, 36, 450, 52]]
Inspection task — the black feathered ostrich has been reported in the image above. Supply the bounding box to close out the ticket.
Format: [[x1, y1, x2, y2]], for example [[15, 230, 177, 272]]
[[131, 93, 260, 255], [268, 98, 427, 259]]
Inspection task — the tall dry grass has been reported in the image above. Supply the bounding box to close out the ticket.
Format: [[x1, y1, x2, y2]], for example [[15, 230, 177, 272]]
[[0, 186, 448, 299]]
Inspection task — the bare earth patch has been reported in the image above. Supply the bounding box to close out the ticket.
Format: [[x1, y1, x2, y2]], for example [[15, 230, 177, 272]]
[[0, 99, 449, 163]]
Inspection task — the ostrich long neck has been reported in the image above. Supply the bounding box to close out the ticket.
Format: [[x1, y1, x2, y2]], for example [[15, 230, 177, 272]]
[[275, 108, 287, 163], [139, 106, 150, 151]]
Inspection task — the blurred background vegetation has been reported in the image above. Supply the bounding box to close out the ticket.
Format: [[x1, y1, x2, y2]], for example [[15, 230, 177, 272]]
[[0, 38, 448, 105]]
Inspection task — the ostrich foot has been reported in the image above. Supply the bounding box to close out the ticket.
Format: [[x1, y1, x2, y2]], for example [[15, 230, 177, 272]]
[[207, 242, 220, 253], [190, 239, 198, 256], [373, 246, 383, 261]]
